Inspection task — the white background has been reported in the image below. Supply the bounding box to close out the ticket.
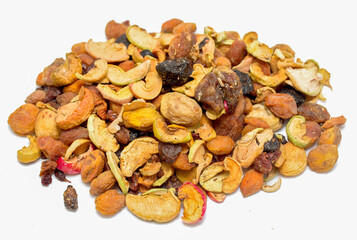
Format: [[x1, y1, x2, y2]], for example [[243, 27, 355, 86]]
[[1, 0, 356, 239]]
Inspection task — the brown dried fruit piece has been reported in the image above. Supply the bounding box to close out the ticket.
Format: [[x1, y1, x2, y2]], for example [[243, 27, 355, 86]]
[[90, 170, 117, 196], [37, 136, 68, 161], [161, 18, 183, 33], [172, 151, 196, 170], [56, 87, 94, 130], [8, 103, 40, 135], [318, 126, 342, 146], [225, 40, 247, 66], [105, 20, 130, 40], [95, 189, 126, 215], [206, 135, 235, 155], [50, 53, 82, 87], [168, 31, 196, 59], [265, 93, 297, 119], [240, 168, 264, 197], [37, 58, 65, 86], [307, 144, 338, 173], [297, 102, 330, 123], [81, 149, 106, 183], [25, 89, 46, 104], [321, 115, 346, 130], [59, 126, 89, 146], [63, 185, 78, 211]]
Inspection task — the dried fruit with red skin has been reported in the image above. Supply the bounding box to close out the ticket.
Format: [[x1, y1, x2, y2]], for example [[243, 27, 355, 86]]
[[95, 189, 126, 215], [240, 168, 264, 197], [37, 136, 68, 161], [207, 192, 226, 203], [297, 102, 330, 123], [56, 156, 81, 174], [63, 185, 78, 211], [8, 103, 40, 135], [178, 182, 207, 224], [265, 93, 297, 119], [225, 40, 247, 66]]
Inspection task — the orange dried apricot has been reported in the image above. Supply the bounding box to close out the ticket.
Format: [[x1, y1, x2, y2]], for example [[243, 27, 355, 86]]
[[8, 103, 40, 135]]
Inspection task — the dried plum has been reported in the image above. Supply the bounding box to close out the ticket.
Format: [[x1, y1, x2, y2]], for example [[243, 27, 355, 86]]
[[279, 85, 305, 106], [264, 134, 281, 152], [156, 58, 193, 87], [158, 142, 182, 164], [140, 49, 155, 58], [115, 33, 130, 48], [233, 69, 254, 95]]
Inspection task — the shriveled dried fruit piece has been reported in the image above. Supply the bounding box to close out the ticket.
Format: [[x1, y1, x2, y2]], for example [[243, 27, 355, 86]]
[[279, 143, 307, 176], [233, 69, 254, 95], [161, 18, 184, 33], [25, 89, 46, 104], [17, 135, 41, 163], [172, 22, 196, 34], [168, 31, 196, 59], [35, 109, 60, 139], [243, 31, 258, 45], [318, 126, 342, 146], [297, 102, 330, 123], [75, 59, 108, 83], [107, 60, 150, 86], [106, 151, 129, 195], [240, 168, 264, 197], [129, 71, 162, 100], [139, 161, 161, 176], [63, 185, 78, 211], [253, 151, 281, 174], [206, 135, 235, 155], [247, 40, 273, 62], [250, 62, 287, 87], [194, 123, 216, 142], [37, 136, 68, 161], [39, 160, 57, 177], [153, 162, 174, 187], [246, 103, 283, 131], [50, 53, 82, 87], [172, 150, 196, 170], [156, 58, 193, 87], [59, 126, 89, 146], [86, 39, 129, 63], [307, 144, 338, 173], [178, 182, 207, 224], [265, 93, 297, 119], [126, 188, 181, 223], [8, 103, 40, 135], [158, 141, 182, 164], [95, 189, 126, 215], [38, 58, 64, 86], [105, 20, 130, 40], [278, 85, 305, 106], [90, 170, 117, 196], [286, 116, 321, 148], [80, 149, 105, 183], [207, 192, 226, 203], [321, 115, 346, 130]]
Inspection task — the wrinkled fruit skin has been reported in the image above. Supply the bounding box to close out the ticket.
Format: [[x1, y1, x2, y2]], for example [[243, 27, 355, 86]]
[[156, 58, 193, 87], [297, 102, 330, 123], [63, 185, 78, 211], [265, 93, 297, 119], [159, 142, 182, 164], [90, 170, 117, 196], [37, 136, 68, 161], [81, 149, 105, 183], [307, 144, 338, 173], [233, 69, 254, 95], [168, 32, 196, 59], [95, 189, 126, 215], [8, 103, 40, 135], [278, 85, 305, 106]]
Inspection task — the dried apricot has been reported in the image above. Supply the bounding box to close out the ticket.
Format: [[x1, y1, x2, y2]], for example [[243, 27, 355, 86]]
[[307, 144, 338, 173], [8, 103, 40, 135], [89, 170, 117, 196], [206, 135, 235, 155], [297, 102, 330, 123], [265, 93, 297, 119], [95, 189, 126, 215], [81, 149, 106, 183], [240, 169, 264, 197], [318, 126, 342, 146]]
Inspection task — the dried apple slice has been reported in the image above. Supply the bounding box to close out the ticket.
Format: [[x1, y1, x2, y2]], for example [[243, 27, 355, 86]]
[[250, 62, 287, 87], [207, 192, 226, 203], [97, 84, 133, 104], [129, 71, 162, 100], [176, 166, 198, 183], [87, 114, 119, 152], [126, 25, 158, 51], [247, 40, 273, 62], [50, 52, 82, 87], [153, 118, 192, 144], [126, 188, 180, 223], [107, 60, 151, 86], [221, 157, 243, 194], [17, 135, 41, 163], [286, 115, 321, 148], [120, 137, 159, 177], [75, 59, 108, 83], [199, 162, 228, 192], [194, 123, 216, 142], [178, 182, 207, 224], [64, 139, 91, 160], [153, 162, 174, 187], [188, 140, 212, 184], [85, 39, 129, 63], [106, 151, 129, 195]]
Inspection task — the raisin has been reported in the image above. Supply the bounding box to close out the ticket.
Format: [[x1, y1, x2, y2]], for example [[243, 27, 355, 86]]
[[63, 185, 78, 211], [128, 172, 140, 192], [158, 142, 182, 164], [140, 49, 155, 58], [225, 40, 247, 66], [54, 169, 71, 183], [163, 175, 183, 194], [254, 151, 281, 173], [43, 86, 61, 103], [41, 173, 52, 186], [115, 33, 130, 48], [233, 69, 254, 95], [156, 58, 193, 87], [278, 85, 305, 106], [264, 134, 281, 152], [114, 127, 131, 145]]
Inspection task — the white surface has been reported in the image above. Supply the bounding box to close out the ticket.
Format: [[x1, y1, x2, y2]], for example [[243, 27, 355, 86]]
[[1, 0, 356, 239]]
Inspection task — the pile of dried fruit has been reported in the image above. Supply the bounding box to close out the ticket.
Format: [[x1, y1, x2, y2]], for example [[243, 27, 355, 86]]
[[8, 18, 346, 223]]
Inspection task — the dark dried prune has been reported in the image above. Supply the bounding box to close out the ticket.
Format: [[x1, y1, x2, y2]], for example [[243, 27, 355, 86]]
[[233, 69, 254, 95], [115, 33, 130, 48], [156, 58, 193, 87], [140, 49, 155, 58], [63, 185, 78, 211], [264, 134, 281, 152], [279, 85, 305, 106], [158, 142, 182, 164]]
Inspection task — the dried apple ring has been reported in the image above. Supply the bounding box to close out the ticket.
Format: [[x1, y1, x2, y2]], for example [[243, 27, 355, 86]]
[[17, 135, 41, 163], [75, 59, 108, 83]]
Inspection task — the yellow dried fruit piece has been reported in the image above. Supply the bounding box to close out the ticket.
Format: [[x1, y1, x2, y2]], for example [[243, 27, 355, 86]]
[[286, 115, 321, 148], [249, 62, 287, 87], [17, 135, 41, 163], [35, 109, 60, 139], [50, 52, 82, 87], [279, 142, 307, 176], [8, 103, 40, 136], [106, 151, 129, 195], [107, 60, 151, 86], [126, 188, 180, 223], [318, 126, 342, 146], [123, 107, 162, 131], [247, 40, 273, 62], [153, 162, 174, 187], [85, 39, 129, 63], [64, 139, 91, 160], [129, 71, 162, 100], [120, 137, 159, 177], [97, 84, 133, 105], [87, 114, 119, 152], [246, 103, 283, 131], [222, 157, 243, 194], [153, 118, 192, 144], [176, 166, 198, 183], [75, 59, 108, 83], [126, 25, 158, 51], [307, 144, 338, 173], [194, 123, 216, 142], [243, 31, 258, 45], [261, 177, 282, 193], [139, 162, 161, 176]]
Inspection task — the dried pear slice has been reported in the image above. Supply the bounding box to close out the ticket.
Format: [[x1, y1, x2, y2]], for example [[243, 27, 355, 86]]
[[106, 151, 129, 195], [153, 162, 174, 187], [50, 52, 82, 87], [75, 59, 108, 83], [87, 114, 119, 152], [247, 40, 273, 62], [126, 25, 158, 51], [250, 62, 287, 87], [107, 60, 151, 86], [85, 39, 129, 63], [97, 84, 133, 104]]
